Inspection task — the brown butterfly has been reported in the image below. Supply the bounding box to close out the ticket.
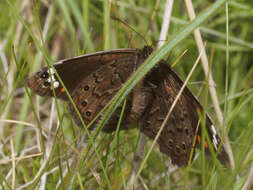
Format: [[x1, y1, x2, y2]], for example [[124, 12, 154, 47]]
[[26, 46, 228, 166]]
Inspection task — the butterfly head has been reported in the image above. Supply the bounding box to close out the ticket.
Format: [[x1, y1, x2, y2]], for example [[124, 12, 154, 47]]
[[141, 46, 153, 58], [26, 67, 60, 97]]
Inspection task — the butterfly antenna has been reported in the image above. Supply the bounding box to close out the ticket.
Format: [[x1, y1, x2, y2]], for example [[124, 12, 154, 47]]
[[144, 0, 160, 38], [111, 16, 148, 46]]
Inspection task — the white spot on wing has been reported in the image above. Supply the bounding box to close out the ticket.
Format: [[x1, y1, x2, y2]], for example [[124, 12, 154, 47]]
[[211, 124, 218, 150], [49, 68, 55, 74], [53, 81, 59, 88], [211, 124, 217, 135], [47, 67, 59, 89]]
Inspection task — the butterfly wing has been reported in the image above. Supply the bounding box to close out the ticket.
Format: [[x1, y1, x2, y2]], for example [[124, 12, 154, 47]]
[[141, 61, 228, 166], [26, 49, 140, 100], [27, 46, 154, 132], [68, 46, 153, 132]]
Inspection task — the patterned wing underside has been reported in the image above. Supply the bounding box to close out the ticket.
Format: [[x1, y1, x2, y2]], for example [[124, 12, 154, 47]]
[[141, 61, 228, 166], [141, 73, 195, 166], [69, 57, 138, 132], [26, 50, 140, 100]]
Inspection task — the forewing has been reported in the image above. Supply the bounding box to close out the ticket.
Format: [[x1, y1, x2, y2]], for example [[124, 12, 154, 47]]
[[26, 49, 139, 100]]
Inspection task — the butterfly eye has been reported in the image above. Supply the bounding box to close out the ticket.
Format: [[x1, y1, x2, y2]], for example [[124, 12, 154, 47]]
[[81, 100, 87, 107], [41, 72, 49, 79], [83, 85, 90, 91], [86, 111, 91, 116]]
